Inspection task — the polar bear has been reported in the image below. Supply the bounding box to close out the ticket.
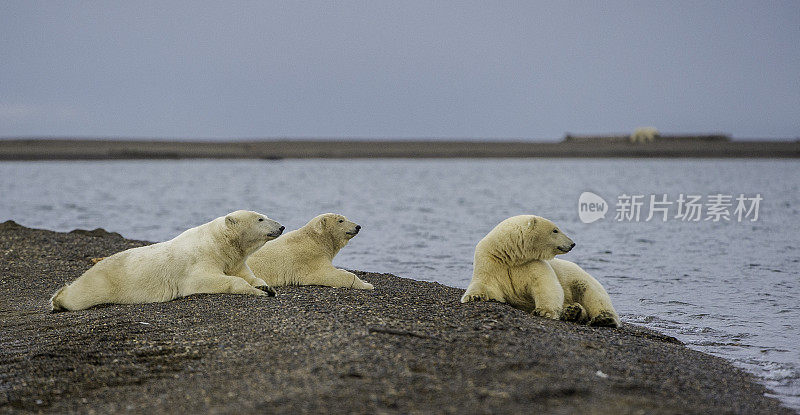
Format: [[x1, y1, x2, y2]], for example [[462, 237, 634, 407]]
[[630, 127, 659, 143], [460, 215, 619, 327], [50, 210, 284, 312], [247, 213, 373, 290]]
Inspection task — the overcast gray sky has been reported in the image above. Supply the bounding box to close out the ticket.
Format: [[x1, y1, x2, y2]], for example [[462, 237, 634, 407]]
[[1, 1, 798, 140]]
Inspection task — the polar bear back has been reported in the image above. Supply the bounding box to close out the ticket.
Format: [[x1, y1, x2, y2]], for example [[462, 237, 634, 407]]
[[69, 220, 231, 304], [85, 242, 181, 303]]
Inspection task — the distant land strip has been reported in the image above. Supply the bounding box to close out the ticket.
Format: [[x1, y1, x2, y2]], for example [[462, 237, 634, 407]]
[[0, 138, 799, 159]]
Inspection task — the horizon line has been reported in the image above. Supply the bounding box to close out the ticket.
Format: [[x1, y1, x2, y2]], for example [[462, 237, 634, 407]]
[[2, 135, 799, 143]]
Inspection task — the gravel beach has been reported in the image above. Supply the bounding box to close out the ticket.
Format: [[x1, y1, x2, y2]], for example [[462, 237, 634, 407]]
[[0, 220, 792, 414]]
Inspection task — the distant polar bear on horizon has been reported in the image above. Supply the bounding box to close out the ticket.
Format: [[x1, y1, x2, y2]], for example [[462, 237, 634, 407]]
[[630, 127, 659, 143], [247, 213, 373, 290], [50, 210, 285, 311], [460, 215, 619, 327]]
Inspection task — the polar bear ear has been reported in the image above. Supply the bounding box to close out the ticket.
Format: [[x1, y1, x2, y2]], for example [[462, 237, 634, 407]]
[[315, 216, 327, 233], [527, 217, 537, 228], [225, 214, 237, 227]]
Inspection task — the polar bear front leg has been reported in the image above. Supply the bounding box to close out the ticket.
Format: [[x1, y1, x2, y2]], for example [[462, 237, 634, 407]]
[[462, 258, 508, 303], [460, 281, 507, 303], [527, 263, 564, 319], [307, 268, 374, 290], [230, 263, 276, 296], [183, 272, 268, 297], [346, 270, 375, 290]]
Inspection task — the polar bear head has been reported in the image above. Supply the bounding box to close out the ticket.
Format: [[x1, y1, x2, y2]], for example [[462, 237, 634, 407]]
[[224, 210, 284, 255], [484, 215, 575, 264], [309, 213, 361, 251]]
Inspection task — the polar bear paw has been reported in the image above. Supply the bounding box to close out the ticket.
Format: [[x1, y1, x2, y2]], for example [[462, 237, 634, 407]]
[[561, 303, 589, 323], [255, 285, 277, 297], [251, 277, 269, 287], [461, 292, 490, 303], [533, 307, 562, 320], [360, 281, 374, 290], [589, 311, 619, 328]]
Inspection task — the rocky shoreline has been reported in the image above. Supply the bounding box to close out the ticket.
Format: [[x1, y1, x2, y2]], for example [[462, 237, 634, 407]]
[[0, 220, 792, 414]]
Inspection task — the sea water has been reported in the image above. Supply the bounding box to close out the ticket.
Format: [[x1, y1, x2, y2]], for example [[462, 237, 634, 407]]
[[1, 159, 798, 410]]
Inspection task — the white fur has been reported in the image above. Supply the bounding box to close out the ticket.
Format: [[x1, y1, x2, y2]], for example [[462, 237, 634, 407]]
[[630, 127, 659, 143], [460, 215, 570, 319], [247, 213, 373, 290], [548, 258, 620, 327], [460, 215, 620, 326], [50, 210, 284, 311]]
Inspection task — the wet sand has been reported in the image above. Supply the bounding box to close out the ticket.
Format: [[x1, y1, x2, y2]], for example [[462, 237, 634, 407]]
[[0, 221, 793, 414], [1, 138, 799, 159]]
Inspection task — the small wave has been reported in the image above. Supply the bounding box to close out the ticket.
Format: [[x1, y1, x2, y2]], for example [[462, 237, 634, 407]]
[[762, 366, 798, 382], [665, 300, 696, 306], [624, 314, 683, 330], [680, 326, 717, 334], [689, 340, 754, 348], [759, 347, 791, 354], [623, 314, 654, 324]]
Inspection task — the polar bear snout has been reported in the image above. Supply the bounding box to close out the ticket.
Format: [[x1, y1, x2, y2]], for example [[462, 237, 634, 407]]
[[267, 225, 285, 238], [552, 229, 575, 254], [346, 224, 361, 236], [558, 242, 576, 253]]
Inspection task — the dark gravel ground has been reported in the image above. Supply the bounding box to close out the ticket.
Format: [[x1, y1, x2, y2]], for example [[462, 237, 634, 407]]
[[0, 220, 793, 414]]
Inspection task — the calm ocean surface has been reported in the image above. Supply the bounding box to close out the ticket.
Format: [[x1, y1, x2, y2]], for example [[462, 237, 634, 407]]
[[1, 159, 798, 410]]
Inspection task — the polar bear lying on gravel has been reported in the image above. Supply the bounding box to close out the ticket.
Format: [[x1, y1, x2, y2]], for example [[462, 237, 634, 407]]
[[460, 215, 619, 327], [50, 210, 284, 311], [247, 213, 373, 290]]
